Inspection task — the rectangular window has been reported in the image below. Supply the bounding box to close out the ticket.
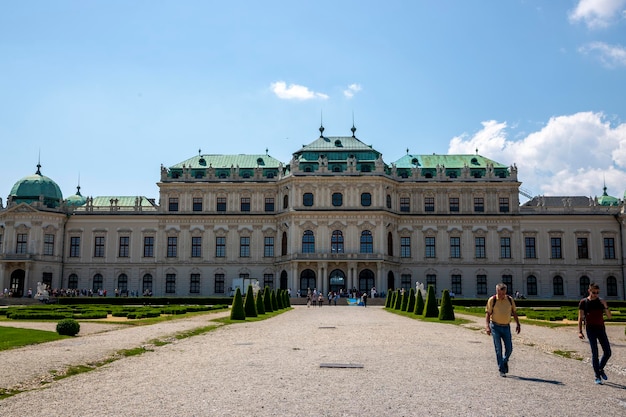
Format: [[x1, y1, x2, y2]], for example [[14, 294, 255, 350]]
[[475, 237, 486, 259], [476, 274, 487, 295], [550, 237, 562, 259], [525, 237, 536, 259], [193, 197, 203, 212], [400, 237, 411, 258], [94, 236, 105, 257], [264, 236, 274, 257], [303, 192, 314, 207], [70, 236, 81, 257], [265, 197, 275, 212], [216, 197, 227, 212], [143, 236, 154, 258], [240, 237, 250, 257], [499, 197, 509, 213], [500, 237, 511, 259], [214, 273, 225, 293], [451, 274, 462, 294], [450, 237, 461, 258], [168, 197, 179, 212], [191, 236, 202, 257], [449, 197, 459, 212], [425, 237, 436, 258], [400, 197, 410, 212], [167, 236, 177, 258], [0, 233, 3, 254], [424, 197, 434, 212], [190, 273, 200, 294], [118, 236, 130, 257], [474, 197, 484, 213], [263, 273, 274, 289], [240, 197, 251, 212], [216, 237, 226, 257], [604, 237, 616, 259], [577, 237, 589, 259], [43, 233, 54, 256], [401, 274, 412, 290], [16, 233, 28, 254], [165, 273, 176, 294], [426, 274, 437, 293]]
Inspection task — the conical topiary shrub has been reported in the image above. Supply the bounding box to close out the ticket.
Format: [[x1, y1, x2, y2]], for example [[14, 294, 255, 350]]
[[406, 288, 416, 313], [276, 289, 284, 309], [414, 288, 424, 315], [394, 291, 402, 310], [438, 289, 455, 321], [256, 289, 266, 315], [400, 289, 409, 311], [271, 289, 279, 311], [244, 284, 257, 318], [423, 285, 439, 318], [264, 286, 273, 313], [230, 287, 246, 320]]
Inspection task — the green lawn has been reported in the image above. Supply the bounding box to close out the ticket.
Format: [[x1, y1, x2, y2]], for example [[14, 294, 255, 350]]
[[0, 327, 66, 351]]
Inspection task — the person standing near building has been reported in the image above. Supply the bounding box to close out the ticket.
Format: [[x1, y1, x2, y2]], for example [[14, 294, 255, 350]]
[[578, 282, 612, 385], [485, 283, 521, 377]]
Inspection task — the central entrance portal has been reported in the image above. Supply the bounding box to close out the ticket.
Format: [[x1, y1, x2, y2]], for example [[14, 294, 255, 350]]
[[329, 269, 345, 294]]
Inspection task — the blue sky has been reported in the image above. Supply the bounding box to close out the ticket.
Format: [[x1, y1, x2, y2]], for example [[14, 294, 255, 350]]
[[1, 0, 626, 203]]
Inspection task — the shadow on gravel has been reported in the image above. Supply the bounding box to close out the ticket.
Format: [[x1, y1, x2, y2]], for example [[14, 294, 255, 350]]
[[507, 375, 564, 385], [603, 382, 626, 390]]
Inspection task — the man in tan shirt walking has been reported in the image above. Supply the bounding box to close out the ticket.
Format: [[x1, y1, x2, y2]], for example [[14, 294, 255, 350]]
[[485, 283, 521, 377]]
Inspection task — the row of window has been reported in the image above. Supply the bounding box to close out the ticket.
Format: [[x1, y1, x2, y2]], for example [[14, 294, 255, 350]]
[[66, 233, 617, 261], [167, 195, 511, 213], [66, 272, 276, 294], [405, 274, 619, 298]]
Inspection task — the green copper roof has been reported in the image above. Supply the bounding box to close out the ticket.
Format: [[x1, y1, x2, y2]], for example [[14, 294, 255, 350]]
[[599, 186, 619, 206], [65, 186, 87, 207], [91, 196, 156, 207], [10, 164, 63, 208], [393, 154, 507, 169], [294, 135, 381, 162], [171, 154, 283, 169]]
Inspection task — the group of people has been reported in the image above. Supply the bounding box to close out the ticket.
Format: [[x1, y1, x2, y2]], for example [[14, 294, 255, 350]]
[[486, 282, 612, 384]]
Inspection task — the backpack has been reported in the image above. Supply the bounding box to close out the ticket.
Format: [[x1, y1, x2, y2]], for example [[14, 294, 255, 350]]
[[488, 294, 513, 312]]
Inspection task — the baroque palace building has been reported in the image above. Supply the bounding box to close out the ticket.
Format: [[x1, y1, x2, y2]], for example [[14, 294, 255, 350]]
[[1, 125, 625, 300]]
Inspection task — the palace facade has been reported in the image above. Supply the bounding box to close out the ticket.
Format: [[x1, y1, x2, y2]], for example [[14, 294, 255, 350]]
[[1, 126, 625, 300]]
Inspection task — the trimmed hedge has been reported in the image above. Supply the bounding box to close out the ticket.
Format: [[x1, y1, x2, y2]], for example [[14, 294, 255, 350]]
[[56, 318, 80, 336]]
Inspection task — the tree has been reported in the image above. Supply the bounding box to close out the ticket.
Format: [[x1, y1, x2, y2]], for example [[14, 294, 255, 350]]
[[230, 287, 246, 320], [385, 290, 392, 308], [244, 285, 257, 317], [414, 288, 424, 316], [438, 289, 455, 320], [264, 286, 273, 313], [256, 289, 265, 315], [423, 285, 439, 318], [400, 289, 409, 311], [394, 290, 402, 310], [271, 289, 279, 311], [406, 288, 416, 313]]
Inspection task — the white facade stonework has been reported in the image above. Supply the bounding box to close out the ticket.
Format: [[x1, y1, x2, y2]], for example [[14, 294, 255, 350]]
[[1, 130, 624, 300]]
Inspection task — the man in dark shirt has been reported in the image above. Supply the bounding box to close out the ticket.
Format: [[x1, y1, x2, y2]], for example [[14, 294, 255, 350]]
[[578, 282, 612, 385]]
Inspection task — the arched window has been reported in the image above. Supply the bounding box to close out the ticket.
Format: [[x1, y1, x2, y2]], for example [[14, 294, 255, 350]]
[[117, 273, 128, 294], [360, 230, 373, 253], [553, 275, 564, 296], [68, 273, 78, 289], [386, 194, 392, 209], [302, 230, 315, 253], [92, 273, 103, 293], [526, 275, 537, 296], [331, 230, 344, 253], [300, 269, 316, 294], [283, 195, 289, 209], [281, 232, 288, 256], [387, 232, 393, 256], [142, 274, 153, 295], [359, 269, 375, 293], [579, 275, 590, 297]]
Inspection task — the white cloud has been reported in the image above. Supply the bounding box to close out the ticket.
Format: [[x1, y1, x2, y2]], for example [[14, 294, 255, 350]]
[[569, 0, 626, 29], [448, 112, 626, 200], [343, 83, 362, 98], [270, 81, 329, 100], [578, 41, 626, 67]]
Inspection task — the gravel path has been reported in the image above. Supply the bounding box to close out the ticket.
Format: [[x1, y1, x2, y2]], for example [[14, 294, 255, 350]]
[[1, 306, 625, 416]]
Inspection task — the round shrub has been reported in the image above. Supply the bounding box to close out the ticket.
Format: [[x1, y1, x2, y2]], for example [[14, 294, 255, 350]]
[[56, 318, 81, 336]]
